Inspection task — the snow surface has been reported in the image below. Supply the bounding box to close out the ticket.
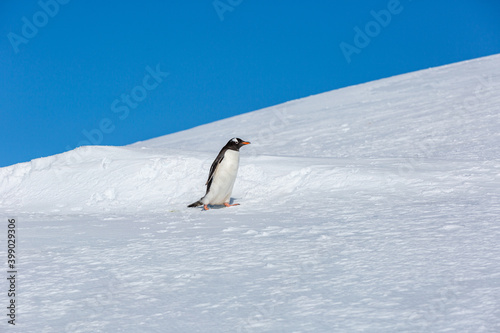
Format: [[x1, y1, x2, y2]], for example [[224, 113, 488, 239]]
[[1, 54, 500, 332]]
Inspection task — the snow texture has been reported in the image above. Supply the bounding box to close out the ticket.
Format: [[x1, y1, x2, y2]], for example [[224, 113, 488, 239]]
[[1, 54, 500, 332]]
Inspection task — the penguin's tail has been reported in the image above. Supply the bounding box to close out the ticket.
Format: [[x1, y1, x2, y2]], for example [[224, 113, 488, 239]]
[[188, 200, 203, 208]]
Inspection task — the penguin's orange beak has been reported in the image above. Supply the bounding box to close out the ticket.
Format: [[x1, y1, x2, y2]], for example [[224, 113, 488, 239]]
[[242, 141, 250, 145]]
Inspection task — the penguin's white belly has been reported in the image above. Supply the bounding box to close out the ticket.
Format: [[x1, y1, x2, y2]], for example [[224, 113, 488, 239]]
[[203, 150, 239, 205]]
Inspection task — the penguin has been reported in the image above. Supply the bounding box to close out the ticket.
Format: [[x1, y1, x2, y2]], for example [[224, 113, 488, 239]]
[[188, 137, 250, 210]]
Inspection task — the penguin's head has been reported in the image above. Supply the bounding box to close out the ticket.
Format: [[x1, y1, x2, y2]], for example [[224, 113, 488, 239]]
[[227, 137, 251, 151]]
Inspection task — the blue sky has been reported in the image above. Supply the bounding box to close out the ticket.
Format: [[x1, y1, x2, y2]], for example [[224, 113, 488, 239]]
[[1, 0, 499, 167]]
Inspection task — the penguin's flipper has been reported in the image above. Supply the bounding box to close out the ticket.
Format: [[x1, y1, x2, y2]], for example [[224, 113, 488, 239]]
[[205, 153, 224, 193], [188, 200, 203, 208]]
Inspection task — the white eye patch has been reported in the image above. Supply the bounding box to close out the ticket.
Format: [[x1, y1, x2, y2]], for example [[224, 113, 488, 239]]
[[231, 138, 239, 143]]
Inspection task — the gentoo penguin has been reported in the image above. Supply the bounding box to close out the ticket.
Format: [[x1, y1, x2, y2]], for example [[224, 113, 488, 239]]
[[188, 137, 250, 210]]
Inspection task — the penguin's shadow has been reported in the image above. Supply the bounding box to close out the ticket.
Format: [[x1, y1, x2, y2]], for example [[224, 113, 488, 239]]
[[200, 198, 240, 210]]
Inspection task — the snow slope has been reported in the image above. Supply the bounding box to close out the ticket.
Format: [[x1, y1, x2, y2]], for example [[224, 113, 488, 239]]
[[1, 54, 500, 332]]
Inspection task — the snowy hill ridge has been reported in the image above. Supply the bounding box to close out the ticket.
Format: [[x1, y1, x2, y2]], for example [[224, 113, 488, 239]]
[[1, 55, 500, 332], [1, 54, 499, 215]]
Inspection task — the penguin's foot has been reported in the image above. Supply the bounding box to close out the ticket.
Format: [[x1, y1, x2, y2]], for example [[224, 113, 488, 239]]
[[224, 202, 240, 207], [203, 205, 209, 210]]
